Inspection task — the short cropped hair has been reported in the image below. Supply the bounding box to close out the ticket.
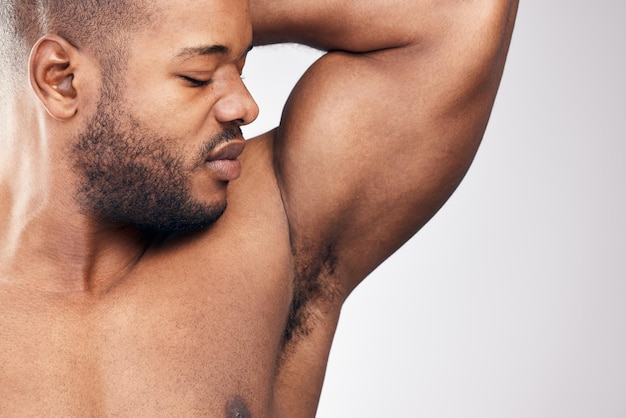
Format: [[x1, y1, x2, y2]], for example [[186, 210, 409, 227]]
[[0, 0, 153, 85]]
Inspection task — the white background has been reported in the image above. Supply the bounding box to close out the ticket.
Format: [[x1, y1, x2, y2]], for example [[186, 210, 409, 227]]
[[243, 1, 626, 417]]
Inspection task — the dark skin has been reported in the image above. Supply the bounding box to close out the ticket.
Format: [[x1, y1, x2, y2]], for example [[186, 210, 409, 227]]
[[0, 0, 518, 416]]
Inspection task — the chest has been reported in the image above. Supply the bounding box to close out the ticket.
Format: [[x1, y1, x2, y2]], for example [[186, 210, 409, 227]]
[[107, 233, 297, 413], [0, 239, 295, 416]]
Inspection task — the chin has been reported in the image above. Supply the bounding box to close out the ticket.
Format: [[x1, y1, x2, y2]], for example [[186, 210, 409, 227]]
[[114, 197, 228, 234]]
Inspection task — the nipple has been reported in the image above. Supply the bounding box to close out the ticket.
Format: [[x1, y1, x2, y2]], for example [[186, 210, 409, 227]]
[[225, 396, 251, 418]]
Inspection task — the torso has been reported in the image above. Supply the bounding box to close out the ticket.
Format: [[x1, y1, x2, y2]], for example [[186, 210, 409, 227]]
[[0, 133, 343, 417]]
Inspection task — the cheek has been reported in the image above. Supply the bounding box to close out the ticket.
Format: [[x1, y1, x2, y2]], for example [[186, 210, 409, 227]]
[[175, 105, 215, 138], [129, 97, 210, 141]]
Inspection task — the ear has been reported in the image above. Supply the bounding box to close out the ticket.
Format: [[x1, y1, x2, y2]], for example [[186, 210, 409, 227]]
[[29, 34, 81, 120]]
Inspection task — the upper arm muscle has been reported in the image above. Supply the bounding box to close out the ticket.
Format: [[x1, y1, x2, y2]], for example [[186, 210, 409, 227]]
[[273, 2, 518, 295]]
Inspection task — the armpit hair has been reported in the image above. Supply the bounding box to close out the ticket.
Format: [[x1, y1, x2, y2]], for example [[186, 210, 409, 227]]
[[280, 242, 340, 352]]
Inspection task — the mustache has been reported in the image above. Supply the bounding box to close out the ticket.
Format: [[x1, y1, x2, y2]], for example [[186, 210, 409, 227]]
[[199, 127, 244, 157]]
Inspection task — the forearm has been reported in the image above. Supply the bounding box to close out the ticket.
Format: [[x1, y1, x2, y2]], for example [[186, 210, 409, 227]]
[[250, 0, 430, 52], [251, 0, 518, 62]]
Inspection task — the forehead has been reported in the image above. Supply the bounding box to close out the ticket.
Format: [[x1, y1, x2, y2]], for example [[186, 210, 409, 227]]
[[130, 0, 252, 58]]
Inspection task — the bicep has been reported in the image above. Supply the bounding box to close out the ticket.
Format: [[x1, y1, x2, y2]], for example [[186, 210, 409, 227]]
[[274, 4, 516, 294]]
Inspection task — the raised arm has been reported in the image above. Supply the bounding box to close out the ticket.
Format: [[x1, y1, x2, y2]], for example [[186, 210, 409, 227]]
[[252, 1, 518, 295]]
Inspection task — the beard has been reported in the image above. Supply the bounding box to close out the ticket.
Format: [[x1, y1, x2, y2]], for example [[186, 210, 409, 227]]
[[71, 95, 240, 233]]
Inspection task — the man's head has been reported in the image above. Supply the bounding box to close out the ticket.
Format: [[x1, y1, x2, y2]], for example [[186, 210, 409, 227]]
[[1, 0, 258, 232]]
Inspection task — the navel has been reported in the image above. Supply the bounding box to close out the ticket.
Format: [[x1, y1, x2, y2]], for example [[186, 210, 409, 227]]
[[225, 395, 251, 418]]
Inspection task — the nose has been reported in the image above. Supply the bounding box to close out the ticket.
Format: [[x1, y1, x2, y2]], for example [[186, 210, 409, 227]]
[[213, 68, 259, 127]]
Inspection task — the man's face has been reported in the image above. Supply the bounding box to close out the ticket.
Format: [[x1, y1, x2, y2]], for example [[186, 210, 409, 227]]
[[73, 0, 258, 232]]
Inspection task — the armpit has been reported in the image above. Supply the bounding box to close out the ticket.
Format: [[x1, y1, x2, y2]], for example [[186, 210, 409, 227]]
[[280, 242, 340, 353]]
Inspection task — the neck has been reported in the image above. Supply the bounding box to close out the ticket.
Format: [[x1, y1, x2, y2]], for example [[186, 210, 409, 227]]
[[0, 88, 50, 265], [1, 213, 154, 295]]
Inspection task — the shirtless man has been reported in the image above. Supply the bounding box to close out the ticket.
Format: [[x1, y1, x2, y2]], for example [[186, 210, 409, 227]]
[[0, 0, 517, 416]]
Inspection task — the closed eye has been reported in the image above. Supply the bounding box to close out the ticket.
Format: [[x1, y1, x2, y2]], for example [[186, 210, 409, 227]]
[[179, 75, 212, 87]]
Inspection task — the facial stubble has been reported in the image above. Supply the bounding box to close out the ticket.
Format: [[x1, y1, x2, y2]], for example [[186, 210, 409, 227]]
[[72, 95, 237, 232]]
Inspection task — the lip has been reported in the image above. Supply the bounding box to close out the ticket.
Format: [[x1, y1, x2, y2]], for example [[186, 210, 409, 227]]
[[205, 139, 245, 181]]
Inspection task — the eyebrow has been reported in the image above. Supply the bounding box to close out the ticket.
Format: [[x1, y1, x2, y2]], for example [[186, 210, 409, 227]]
[[176, 44, 229, 59], [176, 43, 254, 60]]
